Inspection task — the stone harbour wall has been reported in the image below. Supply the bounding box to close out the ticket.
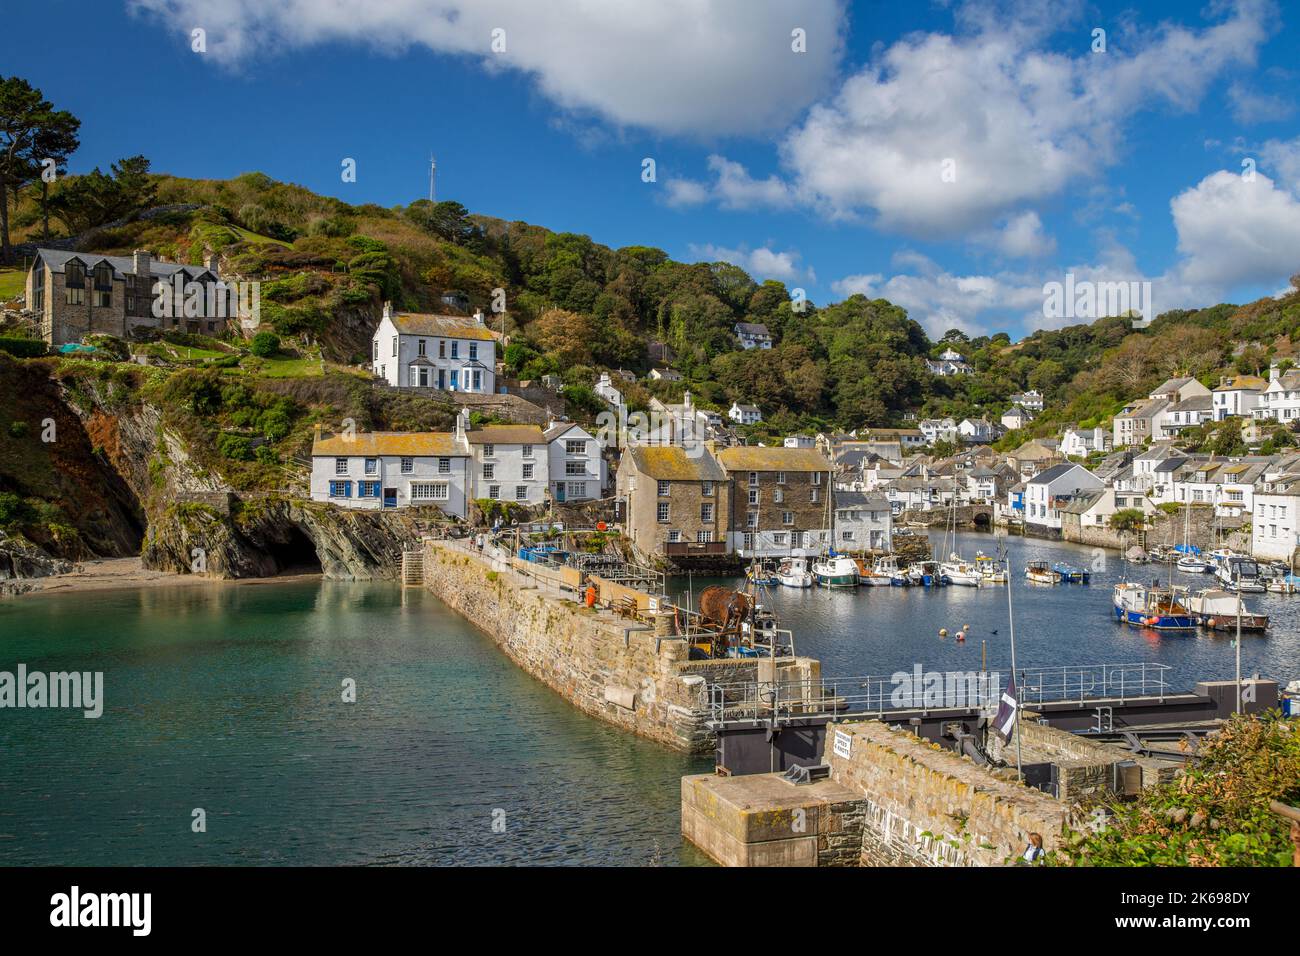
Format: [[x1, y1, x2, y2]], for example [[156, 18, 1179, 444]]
[[422, 539, 767, 754], [824, 720, 1070, 866]]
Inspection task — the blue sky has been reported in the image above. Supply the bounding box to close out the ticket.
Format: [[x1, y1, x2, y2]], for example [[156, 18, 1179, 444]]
[[3, 0, 1298, 339]]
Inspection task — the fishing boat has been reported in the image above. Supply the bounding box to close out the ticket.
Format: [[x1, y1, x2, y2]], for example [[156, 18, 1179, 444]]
[[1024, 560, 1059, 585], [974, 551, 1007, 584], [940, 552, 982, 587], [746, 563, 778, 587], [1216, 554, 1265, 593], [775, 556, 814, 588], [1185, 588, 1268, 632], [1052, 561, 1090, 584], [1175, 549, 1212, 574], [812, 553, 859, 588], [905, 560, 944, 587], [856, 555, 899, 586], [1112, 582, 1196, 630]]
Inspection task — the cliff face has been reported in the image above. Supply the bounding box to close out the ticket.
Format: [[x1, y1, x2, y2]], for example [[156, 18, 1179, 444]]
[[1, 356, 452, 583]]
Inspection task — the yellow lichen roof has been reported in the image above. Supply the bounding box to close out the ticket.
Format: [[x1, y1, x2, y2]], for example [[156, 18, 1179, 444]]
[[391, 312, 499, 341], [1213, 375, 1267, 391], [466, 424, 546, 445], [717, 446, 831, 472], [312, 431, 463, 456], [628, 445, 726, 481]]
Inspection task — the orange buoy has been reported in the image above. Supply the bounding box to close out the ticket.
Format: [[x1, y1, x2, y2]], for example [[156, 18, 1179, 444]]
[[956, 631, 966, 642], [585, 585, 597, 608]]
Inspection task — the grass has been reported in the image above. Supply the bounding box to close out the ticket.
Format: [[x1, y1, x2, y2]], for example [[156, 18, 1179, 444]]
[[0, 268, 25, 304], [229, 225, 292, 248]]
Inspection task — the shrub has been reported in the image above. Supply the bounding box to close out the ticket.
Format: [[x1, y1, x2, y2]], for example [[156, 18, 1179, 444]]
[[8, 421, 29, 438], [217, 433, 253, 461], [0, 337, 47, 358], [0, 492, 34, 527], [250, 331, 280, 358]]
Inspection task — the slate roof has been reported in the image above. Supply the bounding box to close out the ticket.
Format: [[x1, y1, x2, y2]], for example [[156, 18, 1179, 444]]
[[36, 248, 213, 280]]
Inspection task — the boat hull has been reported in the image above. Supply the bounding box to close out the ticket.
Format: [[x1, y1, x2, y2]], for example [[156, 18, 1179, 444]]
[[1112, 604, 1196, 630], [1197, 614, 1268, 632], [815, 572, 858, 588]]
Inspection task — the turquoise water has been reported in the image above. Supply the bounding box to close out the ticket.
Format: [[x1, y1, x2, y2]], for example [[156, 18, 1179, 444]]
[[0, 580, 711, 866]]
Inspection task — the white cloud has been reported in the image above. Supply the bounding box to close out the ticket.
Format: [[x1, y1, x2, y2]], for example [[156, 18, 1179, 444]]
[[688, 243, 812, 283], [127, 0, 846, 137], [982, 211, 1057, 258], [691, 0, 1273, 238], [1169, 169, 1300, 289], [662, 178, 710, 209], [1258, 135, 1300, 191], [1227, 81, 1295, 124]]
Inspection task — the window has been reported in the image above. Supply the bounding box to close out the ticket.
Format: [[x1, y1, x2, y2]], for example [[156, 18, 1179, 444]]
[[749, 472, 759, 487], [411, 483, 448, 501], [65, 260, 85, 288], [812, 472, 823, 485], [774, 488, 784, 503], [329, 480, 352, 498], [65, 286, 84, 305], [359, 481, 381, 498], [657, 502, 670, 523], [748, 489, 759, 505], [701, 481, 714, 496], [743, 533, 755, 552], [522, 463, 534, 480], [782, 511, 794, 525], [747, 512, 759, 528], [392, 336, 397, 357], [842, 531, 855, 541], [472, 371, 482, 391], [483, 464, 495, 480], [811, 488, 820, 504], [451, 342, 460, 359], [438, 458, 450, 475], [777, 471, 786, 484], [364, 458, 378, 475], [701, 503, 714, 522], [373, 341, 379, 361], [566, 439, 586, 455], [483, 444, 495, 458], [773, 532, 787, 546], [567, 482, 587, 499], [565, 461, 584, 476], [335, 458, 348, 475], [522, 444, 533, 459], [401, 457, 413, 474], [668, 531, 682, 543], [516, 485, 528, 500], [657, 480, 670, 496], [488, 485, 500, 500], [418, 339, 426, 356], [93, 289, 111, 308], [439, 341, 446, 358], [469, 343, 478, 360], [696, 531, 713, 543]]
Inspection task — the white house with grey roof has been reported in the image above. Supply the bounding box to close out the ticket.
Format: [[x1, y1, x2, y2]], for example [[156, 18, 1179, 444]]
[[729, 402, 762, 425], [734, 322, 773, 349], [545, 421, 606, 502], [1023, 462, 1105, 531], [832, 492, 892, 550], [372, 302, 497, 393]]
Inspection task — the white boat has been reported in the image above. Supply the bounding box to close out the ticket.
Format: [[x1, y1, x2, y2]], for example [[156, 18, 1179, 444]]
[[1025, 561, 1059, 585], [776, 556, 814, 588], [1267, 573, 1300, 595], [1175, 554, 1212, 573], [940, 552, 982, 586], [1216, 554, 1265, 593], [812, 554, 859, 588], [974, 551, 1007, 584], [857, 555, 898, 586]]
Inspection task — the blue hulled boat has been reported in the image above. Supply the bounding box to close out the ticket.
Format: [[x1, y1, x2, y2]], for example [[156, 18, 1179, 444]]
[[1112, 582, 1195, 630], [1052, 561, 1090, 584]]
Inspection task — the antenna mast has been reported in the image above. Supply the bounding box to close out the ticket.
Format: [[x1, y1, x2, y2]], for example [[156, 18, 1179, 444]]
[[429, 154, 437, 203]]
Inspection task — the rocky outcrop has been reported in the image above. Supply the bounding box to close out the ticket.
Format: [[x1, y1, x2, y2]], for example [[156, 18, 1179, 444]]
[[0, 531, 73, 582], [142, 494, 453, 580]]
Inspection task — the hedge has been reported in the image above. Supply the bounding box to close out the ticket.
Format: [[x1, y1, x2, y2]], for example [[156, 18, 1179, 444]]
[[0, 337, 47, 358]]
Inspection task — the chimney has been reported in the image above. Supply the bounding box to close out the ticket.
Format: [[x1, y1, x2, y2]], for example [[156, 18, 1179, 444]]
[[313, 423, 323, 442], [132, 249, 152, 277], [473, 309, 485, 325], [1270, 363, 1280, 383], [206, 252, 220, 275], [383, 301, 393, 321]]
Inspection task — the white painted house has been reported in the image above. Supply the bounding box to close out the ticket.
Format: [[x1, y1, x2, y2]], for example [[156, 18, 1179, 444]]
[[465, 420, 550, 505], [1212, 374, 1266, 421], [371, 302, 497, 393], [729, 402, 762, 426], [1253, 366, 1300, 423], [734, 322, 773, 350], [1023, 462, 1104, 531], [310, 426, 470, 518], [832, 492, 892, 551], [545, 421, 606, 502], [1252, 481, 1300, 561], [593, 372, 624, 409]]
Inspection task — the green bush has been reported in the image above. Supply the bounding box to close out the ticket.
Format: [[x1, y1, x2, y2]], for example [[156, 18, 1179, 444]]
[[250, 331, 280, 358], [0, 337, 47, 358], [217, 433, 254, 461], [0, 492, 34, 526], [8, 421, 29, 438]]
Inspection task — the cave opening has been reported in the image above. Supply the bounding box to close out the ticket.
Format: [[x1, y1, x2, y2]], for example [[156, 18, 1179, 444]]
[[268, 526, 322, 574]]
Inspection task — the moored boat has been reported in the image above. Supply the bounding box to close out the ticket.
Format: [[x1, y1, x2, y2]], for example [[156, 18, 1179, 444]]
[[1266, 573, 1300, 595], [905, 560, 944, 587], [812, 554, 859, 588], [776, 556, 814, 588], [1112, 582, 1196, 630], [940, 553, 982, 587], [1052, 561, 1090, 584], [856, 554, 899, 586], [746, 564, 778, 587], [974, 551, 1007, 583], [1025, 560, 1059, 585], [1186, 588, 1268, 632], [1216, 554, 1265, 593]]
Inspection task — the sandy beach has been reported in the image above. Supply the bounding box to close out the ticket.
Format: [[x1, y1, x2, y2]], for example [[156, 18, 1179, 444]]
[[7, 557, 322, 598]]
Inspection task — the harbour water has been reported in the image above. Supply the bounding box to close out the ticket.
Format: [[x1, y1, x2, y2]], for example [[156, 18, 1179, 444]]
[[670, 532, 1300, 693], [0, 580, 711, 866], [2, 531, 1297, 866]]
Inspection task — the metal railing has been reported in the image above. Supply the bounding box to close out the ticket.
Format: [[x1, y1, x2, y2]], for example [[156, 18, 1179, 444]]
[[703, 662, 1175, 725]]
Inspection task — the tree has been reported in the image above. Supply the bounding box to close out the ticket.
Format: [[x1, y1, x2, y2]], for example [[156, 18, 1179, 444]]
[[47, 155, 156, 236], [250, 331, 280, 357], [0, 76, 81, 261]]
